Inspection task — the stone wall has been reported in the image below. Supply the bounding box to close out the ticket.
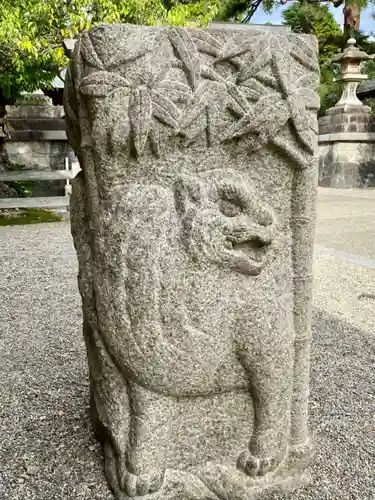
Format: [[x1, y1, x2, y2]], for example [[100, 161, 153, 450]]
[[3, 104, 70, 197], [319, 136, 375, 188], [318, 109, 375, 188], [319, 107, 375, 136]]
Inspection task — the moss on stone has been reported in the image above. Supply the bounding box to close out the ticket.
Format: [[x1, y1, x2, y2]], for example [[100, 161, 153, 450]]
[[0, 208, 64, 226]]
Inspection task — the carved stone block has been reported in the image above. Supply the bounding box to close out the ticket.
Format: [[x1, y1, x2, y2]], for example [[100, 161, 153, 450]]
[[65, 23, 319, 500]]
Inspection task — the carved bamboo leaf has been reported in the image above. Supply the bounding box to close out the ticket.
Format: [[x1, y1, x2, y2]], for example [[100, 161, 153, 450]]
[[293, 36, 317, 60], [294, 73, 320, 110], [179, 98, 208, 134], [223, 94, 289, 141], [168, 28, 200, 90], [298, 88, 320, 110], [179, 82, 222, 133], [129, 87, 152, 156], [80, 32, 104, 70], [110, 114, 131, 156], [238, 78, 267, 101], [192, 30, 222, 57], [180, 113, 207, 142], [272, 135, 310, 167], [255, 72, 279, 91], [233, 38, 272, 82], [80, 72, 130, 97], [200, 65, 225, 83], [156, 80, 192, 103], [245, 97, 290, 134], [236, 42, 272, 85], [305, 113, 319, 135], [149, 126, 160, 157], [291, 45, 319, 73], [295, 72, 319, 91], [289, 100, 316, 154], [156, 89, 191, 105], [156, 81, 191, 94], [227, 56, 243, 70], [151, 90, 180, 130], [106, 47, 150, 70], [218, 31, 264, 60], [80, 71, 130, 87], [145, 61, 174, 88], [226, 83, 250, 117], [272, 50, 291, 97], [293, 124, 316, 154]]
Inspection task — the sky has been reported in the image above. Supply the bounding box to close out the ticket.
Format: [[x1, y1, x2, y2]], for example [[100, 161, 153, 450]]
[[251, 3, 374, 35]]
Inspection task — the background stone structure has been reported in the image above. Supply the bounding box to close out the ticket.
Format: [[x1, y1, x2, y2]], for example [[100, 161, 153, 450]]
[[318, 109, 375, 188], [2, 103, 70, 197], [318, 39, 375, 188]]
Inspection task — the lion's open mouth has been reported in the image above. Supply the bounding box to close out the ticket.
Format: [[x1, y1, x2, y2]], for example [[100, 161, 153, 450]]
[[224, 234, 271, 273]]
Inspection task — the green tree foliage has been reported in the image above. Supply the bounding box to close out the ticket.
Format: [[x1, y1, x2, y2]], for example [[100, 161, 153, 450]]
[[282, 3, 342, 61], [217, 0, 371, 38], [282, 2, 375, 116], [0, 0, 65, 104], [282, 3, 341, 114], [282, 2, 343, 115], [0, 0, 221, 104], [0, 0, 222, 169]]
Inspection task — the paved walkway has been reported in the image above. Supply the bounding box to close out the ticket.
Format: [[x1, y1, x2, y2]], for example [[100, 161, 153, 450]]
[[314, 188, 375, 334], [0, 188, 374, 500], [316, 187, 375, 260]]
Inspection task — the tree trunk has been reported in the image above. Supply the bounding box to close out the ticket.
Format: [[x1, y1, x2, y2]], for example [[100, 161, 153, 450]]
[[343, 1, 361, 36], [0, 100, 10, 172], [0, 97, 13, 202]]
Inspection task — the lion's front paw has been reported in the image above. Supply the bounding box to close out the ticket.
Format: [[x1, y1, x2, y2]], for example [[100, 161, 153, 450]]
[[287, 438, 313, 470], [103, 441, 165, 497], [237, 449, 279, 477], [120, 469, 165, 497]]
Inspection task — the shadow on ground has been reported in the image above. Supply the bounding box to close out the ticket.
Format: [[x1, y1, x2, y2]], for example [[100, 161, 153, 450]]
[[0, 224, 374, 500]]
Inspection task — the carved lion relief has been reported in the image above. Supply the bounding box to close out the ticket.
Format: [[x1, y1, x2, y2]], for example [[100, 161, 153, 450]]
[[174, 169, 277, 275], [67, 24, 318, 500]]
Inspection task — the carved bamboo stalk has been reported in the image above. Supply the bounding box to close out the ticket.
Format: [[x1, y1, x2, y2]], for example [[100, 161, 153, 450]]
[[290, 160, 317, 447]]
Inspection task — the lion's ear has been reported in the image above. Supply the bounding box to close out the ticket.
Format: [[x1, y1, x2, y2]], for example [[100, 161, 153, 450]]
[[174, 174, 201, 215]]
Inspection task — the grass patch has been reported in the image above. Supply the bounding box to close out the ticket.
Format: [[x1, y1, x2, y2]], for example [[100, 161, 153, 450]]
[[0, 208, 64, 226]]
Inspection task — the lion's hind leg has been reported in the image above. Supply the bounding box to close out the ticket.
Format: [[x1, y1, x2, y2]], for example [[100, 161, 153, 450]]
[[235, 322, 293, 478]]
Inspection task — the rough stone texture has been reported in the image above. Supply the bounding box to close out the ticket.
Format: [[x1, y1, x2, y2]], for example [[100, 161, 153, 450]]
[[65, 24, 319, 500], [318, 139, 375, 188]]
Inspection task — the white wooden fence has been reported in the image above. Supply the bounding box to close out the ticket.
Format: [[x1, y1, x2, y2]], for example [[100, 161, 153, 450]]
[[0, 157, 80, 210]]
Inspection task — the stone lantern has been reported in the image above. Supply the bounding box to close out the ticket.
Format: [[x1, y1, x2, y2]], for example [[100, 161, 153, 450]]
[[329, 38, 374, 114], [318, 38, 375, 188]]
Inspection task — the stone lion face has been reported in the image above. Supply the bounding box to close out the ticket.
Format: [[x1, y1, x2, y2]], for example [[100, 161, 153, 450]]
[[174, 169, 277, 276]]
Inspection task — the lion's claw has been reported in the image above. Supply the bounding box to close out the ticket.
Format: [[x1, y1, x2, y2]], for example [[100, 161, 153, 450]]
[[120, 469, 165, 497], [237, 449, 278, 477]]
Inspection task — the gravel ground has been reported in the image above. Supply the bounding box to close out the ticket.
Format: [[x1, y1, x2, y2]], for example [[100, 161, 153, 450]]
[[0, 223, 374, 500]]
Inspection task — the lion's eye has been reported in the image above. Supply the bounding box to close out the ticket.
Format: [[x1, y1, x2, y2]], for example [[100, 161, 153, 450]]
[[220, 199, 242, 217]]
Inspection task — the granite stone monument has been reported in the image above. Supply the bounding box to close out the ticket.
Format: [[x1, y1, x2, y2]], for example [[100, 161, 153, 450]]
[[65, 23, 319, 500]]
